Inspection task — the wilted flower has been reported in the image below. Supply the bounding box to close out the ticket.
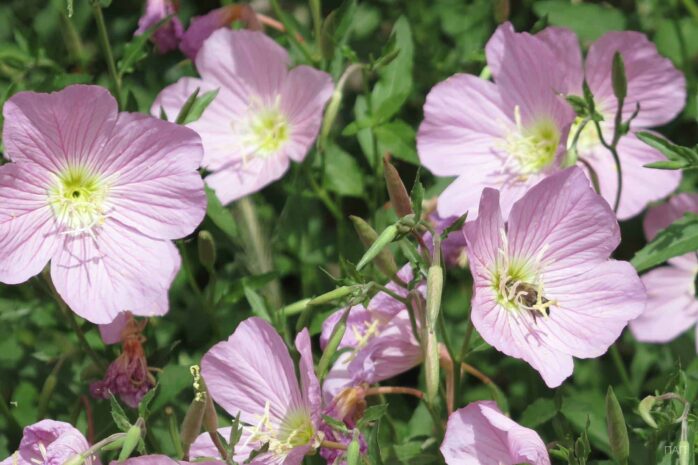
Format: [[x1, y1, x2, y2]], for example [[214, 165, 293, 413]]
[[630, 194, 698, 349], [179, 4, 260, 60], [200, 317, 321, 465], [441, 401, 550, 465], [418, 22, 574, 220], [91, 314, 155, 408], [465, 167, 645, 387], [135, 0, 184, 53], [0, 85, 206, 323], [533, 27, 685, 219], [153, 29, 333, 205], [0, 420, 96, 465]]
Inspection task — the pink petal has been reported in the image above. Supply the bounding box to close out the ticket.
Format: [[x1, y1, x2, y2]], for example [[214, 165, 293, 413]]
[[150, 76, 217, 122], [644, 193, 698, 241], [535, 27, 583, 94], [581, 133, 681, 220], [195, 29, 289, 104], [4, 420, 92, 465], [279, 66, 334, 162], [98, 312, 129, 345], [190, 428, 257, 463], [322, 352, 354, 404], [0, 163, 60, 284], [117, 456, 225, 465], [2, 85, 118, 171], [507, 167, 619, 278], [631, 266, 698, 344], [295, 328, 321, 425], [205, 155, 290, 205], [50, 221, 180, 324], [585, 31, 686, 128], [201, 317, 304, 426], [464, 187, 505, 279]]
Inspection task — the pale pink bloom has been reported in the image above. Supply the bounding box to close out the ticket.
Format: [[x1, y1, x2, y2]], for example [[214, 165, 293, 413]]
[[630, 194, 698, 349], [99, 312, 131, 345], [320, 266, 424, 400], [533, 27, 685, 219], [417, 22, 574, 220], [465, 167, 645, 387], [425, 213, 468, 268], [135, 0, 184, 53], [153, 30, 334, 205], [116, 456, 224, 465], [0, 85, 206, 324], [179, 5, 261, 60], [441, 401, 550, 465], [0, 420, 97, 465], [200, 317, 321, 465]]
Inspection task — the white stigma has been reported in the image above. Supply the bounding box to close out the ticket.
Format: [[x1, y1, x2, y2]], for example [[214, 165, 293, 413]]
[[231, 96, 290, 162], [501, 106, 561, 179]]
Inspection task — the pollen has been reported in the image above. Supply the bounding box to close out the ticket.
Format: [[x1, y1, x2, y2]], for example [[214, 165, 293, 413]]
[[243, 401, 315, 458], [47, 165, 110, 236], [503, 106, 561, 179], [232, 96, 290, 160]]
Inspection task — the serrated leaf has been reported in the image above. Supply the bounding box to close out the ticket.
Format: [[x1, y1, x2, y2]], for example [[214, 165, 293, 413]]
[[631, 213, 698, 272], [138, 384, 158, 420], [110, 395, 131, 431]]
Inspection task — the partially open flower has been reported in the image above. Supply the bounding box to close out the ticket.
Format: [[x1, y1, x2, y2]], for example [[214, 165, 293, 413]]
[[0, 420, 97, 465], [91, 314, 155, 408], [135, 0, 184, 53]]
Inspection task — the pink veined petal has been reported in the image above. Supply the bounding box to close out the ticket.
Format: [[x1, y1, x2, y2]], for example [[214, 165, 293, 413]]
[[94, 112, 206, 240], [205, 155, 290, 205], [417, 73, 509, 177], [295, 328, 321, 425], [279, 65, 334, 163], [50, 221, 181, 324], [98, 312, 129, 345], [116, 456, 225, 465], [320, 305, 373, 350], [644, 193, 698, 241], [581, 133, 681, 220], [535, 27, 584, 94], [464, 187, 504, 279], [196, 29, 289, 105], [2, 85, 118, 171], [478, 403, 550, 465], [201, 317, 303, 427], [150, 76, 218, 122], [585, 31, 686, 128], [5, 420, 92, 465], [630, 266, 698, 344], [135, 0, 183, 53], [191, 428, 257, 464], [0, 163, 61, 284], [507, 167, 620, 278], [540, 260, 646, 358], [322, 352, 354, 404], [440, 401, 512, 465]]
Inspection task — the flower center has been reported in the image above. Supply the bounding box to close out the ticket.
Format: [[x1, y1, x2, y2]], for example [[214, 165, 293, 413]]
[[48, 166, 109, 235], [243, 402, 315, 457], [503, 106, 560, 178], [232, 98, 290, 160]]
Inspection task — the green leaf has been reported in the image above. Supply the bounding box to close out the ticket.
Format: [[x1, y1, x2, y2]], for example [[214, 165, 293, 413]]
[[244, 286, 271, 321], [520, 397, 558, 428], [374, 120, 418, 165], [356, 404, 388, 429], [631, 213, 698, 272], [637, 131, 698, 170], [605, 386, 629, 465], [371, 16, 414, 123], [117, 16, 171, 77], [324, 144, 366, 197], [151, 365, 192, 412], [110, 395, 131, 431], [533, 1, 626, 43], [320, 0, 357, 60], [205, 187, 238, 241], [367, 419, 384, 465], [137, 384, 158, 420], [182, 89, 219, 125]]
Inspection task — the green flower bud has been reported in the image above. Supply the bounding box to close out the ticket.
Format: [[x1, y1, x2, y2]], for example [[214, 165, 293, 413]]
[[346, 431, 361, 465], [638, 396, 657, 428], [611, 51, 627, 102], [356, 224, 398, 271], [117, 424, 142, 462], [350, 216, 400, 280], [605, 386, 629, 465], [197, 230, 217, 272], [63, 455, 85, 465]]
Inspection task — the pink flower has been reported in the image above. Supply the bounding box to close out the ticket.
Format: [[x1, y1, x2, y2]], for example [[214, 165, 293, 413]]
[[200, 317, 321, 465], [0, 85, 206, 324], [0, 420, 97, 465], [152, 29, 334, 205], [441, 401, 550, 465], [91, 314, 155, 408], [99, 312, 131, 345], [533, 27, 685, 219], [320, 267, 424, 400], [116, 456, 223, 465], [135, 0, 184, 53], [417, 22, 574, 220], [425, 213, 468, 268], [464, 167, 645, 387], [179, 5, 261, 60], [630, 194, 698, 349]]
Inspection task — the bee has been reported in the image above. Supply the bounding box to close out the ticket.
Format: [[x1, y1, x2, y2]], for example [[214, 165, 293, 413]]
[[509, 280, 552, 323]]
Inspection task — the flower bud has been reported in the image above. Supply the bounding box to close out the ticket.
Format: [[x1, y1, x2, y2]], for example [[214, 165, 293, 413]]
[[426, 265, 443, 325], [181, 397, 206, 457], [197, 230, 217, 272], [63, 455, 85, 465], [356, 224, 398, 271], [638, 395, 657, 428], [383, 158, 413, 218], [424, 329, 440, 405], [611, 51, 627, 102], [118, 424, 142, 462], [309, 285, 357, 306], [317, 307, 351, 379], [679, 440, 690, 465], [350, 216, 399, 280], [346, 431, 361, 465], [605, 386, 629, 465]]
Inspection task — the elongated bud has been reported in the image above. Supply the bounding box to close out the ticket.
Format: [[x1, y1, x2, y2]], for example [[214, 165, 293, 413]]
[[38, 372, 58, 417], [63, 455, 85, 465], [426, 265, 443, 325], [118, 424, 142, 461], [320, 88, 342, 146], [605, 386, 629, 465], [350, 216, 399, 279], [611, 51, 627, 102], [346, 430, 361, 465], [165, 406, 184, 459], [318, 307, 351, 379], [383, 158, 413, 218], [203, 387, 219, 436], [181, 366, 207, 458], [679, 440, 690, 465], [101, 436, 126, 451], [638, 396, 657, 428], [309, 285, 356, 306], [356, 224, 398, 271], [424, 329, 439, 405], [197, 230, 217, 272]]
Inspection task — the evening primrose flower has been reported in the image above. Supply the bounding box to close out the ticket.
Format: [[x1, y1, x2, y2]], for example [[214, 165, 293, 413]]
[[200, 317, 321, 465], [153, 29, 334, 205], [465, 167, 645, 387], [441, 401, 550, 465], [417, 22, 574, 220], [630, 194, 698, 349], [0, 85, 206, 324], [116, 456, 224, 465], [532, 27, 685, 219], [135, 0, 184, 53], [0, 420, 97, 465]]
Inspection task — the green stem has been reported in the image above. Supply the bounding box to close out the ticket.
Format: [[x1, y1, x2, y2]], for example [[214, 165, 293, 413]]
[[310, 0, 322, 48], [305, 168, 343, 219], [609, 345, 632, 392], [283, 298, 312, 316], [269, 0, 316, 64], [90, 0, 121, 100], [682, 0, 698, 21]]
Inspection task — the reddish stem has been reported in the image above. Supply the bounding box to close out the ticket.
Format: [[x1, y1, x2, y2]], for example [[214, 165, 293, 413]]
[[365, 386, 424, 399]]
